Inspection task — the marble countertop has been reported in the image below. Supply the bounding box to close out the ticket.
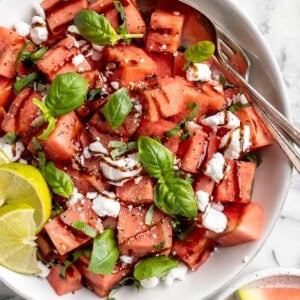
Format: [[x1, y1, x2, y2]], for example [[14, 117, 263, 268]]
[[1, 0, 300, 299]]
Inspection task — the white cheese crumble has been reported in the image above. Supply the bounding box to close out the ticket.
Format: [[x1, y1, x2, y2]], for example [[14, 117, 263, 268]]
[[231, 93, 249, 105], [33, 3, 46, 19], [88, 140, 109, 155], [36, 261, 50, 278], [30, 16, 48, 45], [72, 54, 85, 67], [161, 263, 188, 286], [196, 190, 210, 212], [14, 21, 31, 37], [204, 152, 226, 184], [202, 205, 228, 233], [219, 125, 252, 159], [110, 81, 120, 90], [0, 138, 25, 162], [201, 111, 240, 132], [140, 277, 160, 289], [67, 188, 84, 207], [92, 191, 120, 218], [120, 255, 133, 265], [186, 63, 211, 82], [99, 153, 142, 186], [67, 24, 80, 35]]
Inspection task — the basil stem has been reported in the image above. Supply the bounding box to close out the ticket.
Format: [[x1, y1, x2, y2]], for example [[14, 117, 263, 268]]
[[88, 228, 119, 275], [41, 161, 74, 198], [13, 72, 39, 93], [133, 256, 179, 281], [74, 10, 143, 46], [114, 1, 128, 36], [72, 221, 97, 238], [184, 41, 215, 69], [102, 87, 133, 129], [165, 102, 199, 138]]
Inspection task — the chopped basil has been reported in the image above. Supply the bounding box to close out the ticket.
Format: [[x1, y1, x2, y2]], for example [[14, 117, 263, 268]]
[[41, 161, 74, 198], [243, 152, 262, 166], [72, 221, 98, 238], [3, 132, 17, 144], [133, 256, 179, 281], [74, 10, 143, 46], [102, 87, 133, 129], [228, 101, 250, 113], [114, 1, 127, 36], [171, 218, 197, 241], [86, 88, 108, 101], [59, 260, 73, 279], [13, 72, 39, 93], [88, 228, 119, 275], [108, 140, 137, 159], [145, 203, 156, 225], [184, 41, 215, 69]]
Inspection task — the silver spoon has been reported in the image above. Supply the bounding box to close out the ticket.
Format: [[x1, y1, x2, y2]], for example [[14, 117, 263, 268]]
[[136, 0, 300, 173]]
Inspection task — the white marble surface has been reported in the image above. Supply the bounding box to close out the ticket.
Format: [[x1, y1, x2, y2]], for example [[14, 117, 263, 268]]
[[1, 0, 300, 299]]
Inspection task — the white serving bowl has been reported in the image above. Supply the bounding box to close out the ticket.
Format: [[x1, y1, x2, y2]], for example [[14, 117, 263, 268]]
[[0, 0, 292, 299]]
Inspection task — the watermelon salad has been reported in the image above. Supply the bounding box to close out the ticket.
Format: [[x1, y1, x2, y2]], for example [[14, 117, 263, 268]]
[[0, 0, 274, 298]]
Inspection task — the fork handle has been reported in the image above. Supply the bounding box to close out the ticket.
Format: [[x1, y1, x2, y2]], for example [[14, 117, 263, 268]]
[[227, 64, 300, 147]]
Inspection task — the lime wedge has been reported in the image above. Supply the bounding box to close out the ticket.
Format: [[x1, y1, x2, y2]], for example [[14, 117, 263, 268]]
[[0, 163, 52, 232], [0, 203, 40, 274], [0, 149, 10, 164]]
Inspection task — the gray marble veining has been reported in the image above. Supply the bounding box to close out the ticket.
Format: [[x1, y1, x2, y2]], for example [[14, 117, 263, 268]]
[[1, 0, 300, 299]]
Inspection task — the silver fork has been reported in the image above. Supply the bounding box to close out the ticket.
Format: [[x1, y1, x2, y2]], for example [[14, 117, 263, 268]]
[[180, 0, 300, 173]]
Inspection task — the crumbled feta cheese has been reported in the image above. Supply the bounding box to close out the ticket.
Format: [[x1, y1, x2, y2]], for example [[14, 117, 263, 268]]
[[67, 24, 80, 35], [204, 152, 226, 184], [202, 205, 227, 233], [219, 125, 251, 159], [120, 255, 133, 265], [92, 192, 120, 218], [201, 111, 240, 131], [92, 43, 105, 52], [36, 261, 50, 278], [30, 26, 48, 45], [196, 190, 210, 212], [0, 139, 25, 162], [243, 256, 250, 263], [100, 153, 142, 186], [82, 146, 92, 159], [140, 277, 160, 288], [232, 93, 249, 105], [110, 81, 120, 90], [86, 191, 98, 200], [14, 21, 31, 37], [72, 54, 85, 67], [186, 63, 211, 82], [161, 263, 188, 286], [67, 188, 84, 207], [89, 140, 109, 155]]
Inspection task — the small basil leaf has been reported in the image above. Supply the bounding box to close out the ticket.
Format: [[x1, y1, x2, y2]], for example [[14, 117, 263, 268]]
[[138, 136, 174, 179], [41, 161, 74, 197], [75, 10, 120, 46], [101, 87, 132, 129], [86, 88, 108, 101], [13, 72, 39, 93], [154, 177, 197, 218], [71, 221, 98, 238], [88, 228, 119, 275], [30, 47, 47, 61], [109, 140, 138, 159], [14, 41, 35, 70], [145, 203, 155, 225], [4, 132, 17, 145], [228, 101, 250, 113], [45, 72, 88, 117], [114, 1, 128, 36], [184, 41, 215, 68], [133, 256, 179, 281]]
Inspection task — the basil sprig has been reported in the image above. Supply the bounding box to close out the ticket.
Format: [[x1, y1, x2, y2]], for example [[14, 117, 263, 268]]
[[74, 10, 143, 46], [102, 87, 133, 129], [88, 228, 119, 275], [41, 161, 74, 198], [138, 136, 197, 218], [184, 41, 215, 69], [33, 72, 88, 139], [133, 256, 179, 281]]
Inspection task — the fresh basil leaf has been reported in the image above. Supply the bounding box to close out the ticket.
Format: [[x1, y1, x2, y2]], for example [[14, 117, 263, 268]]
[[102, 87, 132, 129], [145, 203, 155, 225], [13, 72, 39, 93], [74, 10, 143, 46], [45, 72, 88, 117], [86, 88, 108, 101], [14, 41, 34, 70], [154, 177, 197, 218], [59, 260, 73, 279], [114, 1, 128, 36], [30, 47, 47, 61], [41, 162, 74, 198], [88, 228, 119, 275], [243, 152, 262, 166], [133, 256, 179, 281], [72, 221, 98, 238], [171, 218, 197, 241], [109, 140, 138, 159], [75, 10, 120, 46], [184, 41, 215, 68], [138, 136, 174, 179]]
